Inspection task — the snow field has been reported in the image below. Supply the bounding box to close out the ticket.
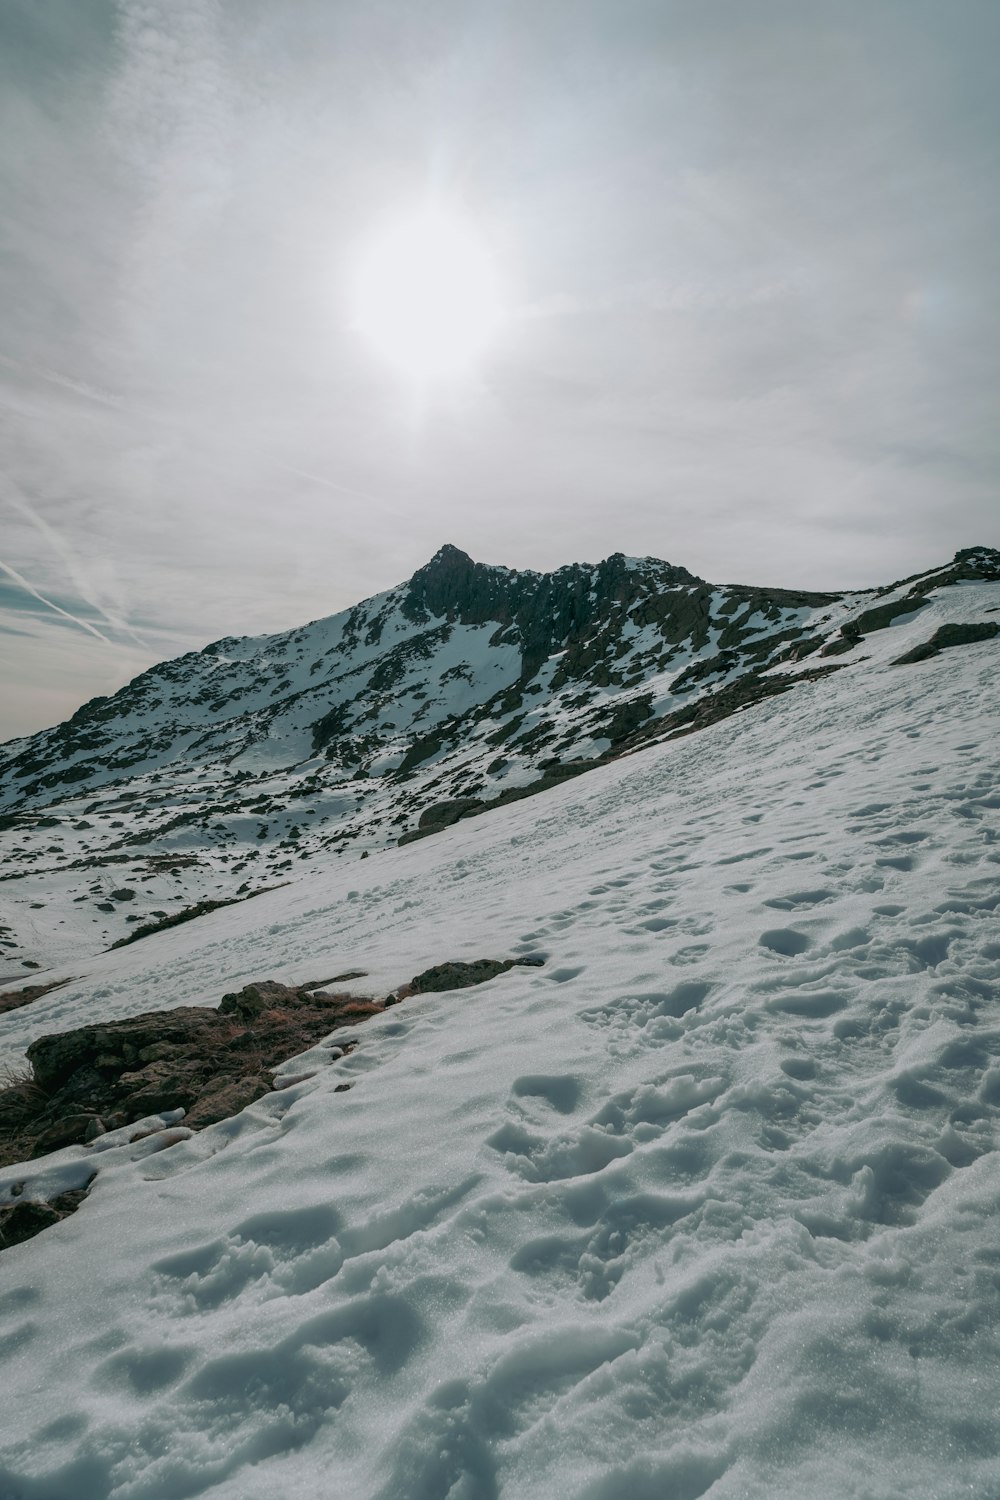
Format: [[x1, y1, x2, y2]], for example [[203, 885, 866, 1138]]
[[0, 585, 998, 1498]]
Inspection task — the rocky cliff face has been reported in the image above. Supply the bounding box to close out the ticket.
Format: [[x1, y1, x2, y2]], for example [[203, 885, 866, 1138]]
[[1, 543, 998, 968], [0, 544, 837, 810]]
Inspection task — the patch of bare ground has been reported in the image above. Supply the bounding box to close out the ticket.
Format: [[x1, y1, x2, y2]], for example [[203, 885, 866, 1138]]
[[0, 978, 73, 1018]]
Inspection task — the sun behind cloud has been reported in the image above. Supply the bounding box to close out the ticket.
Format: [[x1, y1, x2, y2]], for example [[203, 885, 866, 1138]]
[[350, 202, 505, 382]]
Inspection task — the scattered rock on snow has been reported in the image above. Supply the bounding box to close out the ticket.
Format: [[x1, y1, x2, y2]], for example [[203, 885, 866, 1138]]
[[892, 620, 999, 665], [0, 980, 384, 1171], [403, 956, 545, 996]]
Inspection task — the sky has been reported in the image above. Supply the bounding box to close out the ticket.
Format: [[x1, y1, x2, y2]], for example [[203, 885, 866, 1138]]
[[1, 0, 998, 739]]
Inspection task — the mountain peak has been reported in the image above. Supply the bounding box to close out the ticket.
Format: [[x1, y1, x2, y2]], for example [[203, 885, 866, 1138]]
[[3, 540, 999, 972], [404, 543, 509, 623], [428, 543, 475, 566], [417, 544, 477, 580]]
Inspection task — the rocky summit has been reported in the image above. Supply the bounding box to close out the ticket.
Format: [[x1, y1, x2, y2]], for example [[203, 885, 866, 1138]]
[[1, 543, 999, 969]]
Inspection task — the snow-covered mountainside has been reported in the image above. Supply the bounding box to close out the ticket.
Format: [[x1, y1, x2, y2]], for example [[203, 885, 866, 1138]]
[[1, 568, 999, 1498], [2, 543, 998, 971]]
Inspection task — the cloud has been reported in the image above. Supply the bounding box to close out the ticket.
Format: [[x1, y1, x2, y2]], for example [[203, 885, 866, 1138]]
[[0, 0, 997, 736]]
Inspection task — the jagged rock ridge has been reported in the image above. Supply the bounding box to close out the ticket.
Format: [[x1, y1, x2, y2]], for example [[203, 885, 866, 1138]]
[[1, 543, 998, 968]]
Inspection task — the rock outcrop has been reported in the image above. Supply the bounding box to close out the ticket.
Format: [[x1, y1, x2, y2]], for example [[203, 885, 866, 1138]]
[[892, 620, 999, 665], [0, 981, 383, 1169], [0, 953, 546, 1248], [0, 955, 547, 1175], [0, 1183, 95, 1250], [403, 956, 545, 995], [0, 978, 71, 1018]]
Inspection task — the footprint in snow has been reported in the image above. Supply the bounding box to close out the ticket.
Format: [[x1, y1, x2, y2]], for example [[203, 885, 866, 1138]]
[[764, 889, 837, 911], [875, 853, 918, 872], [510, 1074, 582, 1115], [670, 944, 709, 966], [828, 927, 870, 951], [895, 931, 956, 969], [152, 1202, 344, 1311], [758, 928, 813, 957], [489, 1075, 725, 1188], [93, 1344, 195, 1398], [510, 1187, 704, 1303], [766, 989, 846, 1019], [581, 980, 714, 1030]]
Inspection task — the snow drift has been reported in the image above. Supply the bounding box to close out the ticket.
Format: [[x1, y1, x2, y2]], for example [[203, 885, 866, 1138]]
[[0, 573, 998, 1498]]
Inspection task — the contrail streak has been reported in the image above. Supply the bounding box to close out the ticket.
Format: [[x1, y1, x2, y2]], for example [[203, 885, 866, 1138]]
[[282, 465, 407, 513], [0, 350, 403, 516], [0, 480, 149, 648], [0, 557, 113, 644], [0, 351, 129, 413]]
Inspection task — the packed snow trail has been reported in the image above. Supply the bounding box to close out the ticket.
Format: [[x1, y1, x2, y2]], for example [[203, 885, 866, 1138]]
[[0, 585, 998, 1498]]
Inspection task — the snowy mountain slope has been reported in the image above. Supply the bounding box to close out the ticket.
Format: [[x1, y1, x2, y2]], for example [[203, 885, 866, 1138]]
[[0, 578, 999, 1498], [0, 543, 997, 972]]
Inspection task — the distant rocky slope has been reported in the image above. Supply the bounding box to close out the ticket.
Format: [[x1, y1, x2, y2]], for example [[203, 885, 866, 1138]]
[[1, 543, 998, 968]]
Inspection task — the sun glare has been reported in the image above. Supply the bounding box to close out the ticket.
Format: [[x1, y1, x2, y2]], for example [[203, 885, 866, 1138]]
[[351, 204, 504, 382]]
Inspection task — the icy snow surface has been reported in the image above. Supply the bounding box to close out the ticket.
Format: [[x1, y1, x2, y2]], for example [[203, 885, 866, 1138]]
[[1, 590, 999, 1498]]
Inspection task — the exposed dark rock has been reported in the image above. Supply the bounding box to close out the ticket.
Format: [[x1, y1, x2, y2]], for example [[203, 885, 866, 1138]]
[[183, 1075, 272, 1130], [818, 634, 859, 657], [0, 1181, 95, 1249], [850, 596, 930, 636], [402, 545, 703, 681], [417, 798, 485, 831], [30, 1113, 106, 1156], [0, 980, 384, 1169], [397, 727, 447, 773], [671, 650, 741, 692], [397, 664, 848, 845], [817, 549, 1000, 657], [403, 957, 543, 995], [600, 694, 654, 742], [821, 595, 930, 653], [303, 970, 368, 987], [399, 760, 604, 845], [875, 546, 1000, 597], [950, 546, 1000, 577], [892, 620, 999, 666], [617, 662, 851, 753], [0, 978, 72, 1018], [0, 954, 544, 1244]]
